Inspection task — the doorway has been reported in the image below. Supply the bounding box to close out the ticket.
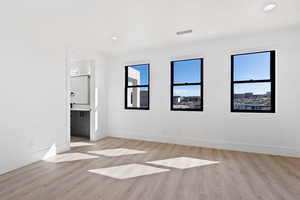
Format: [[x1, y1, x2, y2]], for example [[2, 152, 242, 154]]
[[66, 52, 96, 145]]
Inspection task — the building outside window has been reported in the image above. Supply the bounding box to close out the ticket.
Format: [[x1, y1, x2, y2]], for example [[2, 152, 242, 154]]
[[171, 58, 203, 111], [231, 51, 275, 112], [125, 64, 150, 110]]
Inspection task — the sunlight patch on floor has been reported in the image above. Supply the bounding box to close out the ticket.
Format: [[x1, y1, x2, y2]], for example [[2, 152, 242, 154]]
[[70, 142, 95, 148], [88, 148, 146, 157], [147, 157, 219, 169], [42, 144, 57, 160], [88, 164, 169, 179]]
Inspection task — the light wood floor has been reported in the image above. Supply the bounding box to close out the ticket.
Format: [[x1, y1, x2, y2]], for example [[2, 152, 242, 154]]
[[1, 137, 300, 200]]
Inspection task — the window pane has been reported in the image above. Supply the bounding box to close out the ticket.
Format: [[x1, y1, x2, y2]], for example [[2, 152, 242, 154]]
[[234, 52, 270, 81], [173, 85, 201, 109], [127, 64, 148, 86], [127, 87, 148, 108], [233, 83, 272, 111], [173, 59, 201, 84]]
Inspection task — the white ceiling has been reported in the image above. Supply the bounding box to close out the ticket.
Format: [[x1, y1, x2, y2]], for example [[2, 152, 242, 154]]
[[2, 0, 300, 54]]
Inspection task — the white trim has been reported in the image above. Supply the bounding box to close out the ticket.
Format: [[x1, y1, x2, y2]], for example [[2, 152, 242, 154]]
[[108, 131, 300, 158], [168, 54, 206, 61], [65, 47, 71, 148], [92, 133, 107, 141], [228, 47, 278, 56], [89, 61, 96, 141], [124, 60, 151, 67]]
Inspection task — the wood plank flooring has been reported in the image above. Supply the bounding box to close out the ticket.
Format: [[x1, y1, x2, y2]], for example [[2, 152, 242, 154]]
[[0, 137, 300, 200]]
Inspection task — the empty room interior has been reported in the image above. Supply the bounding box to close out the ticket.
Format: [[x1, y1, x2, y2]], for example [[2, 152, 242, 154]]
[[1, 0, 300, 199]]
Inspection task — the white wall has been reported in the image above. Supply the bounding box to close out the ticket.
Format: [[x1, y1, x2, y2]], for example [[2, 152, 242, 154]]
[[0, 38, 69, 175], [0, 1, 107, 174], [106, 27, 300, 157], [0, 45, 108, 176], [0, 0, 75, 175]]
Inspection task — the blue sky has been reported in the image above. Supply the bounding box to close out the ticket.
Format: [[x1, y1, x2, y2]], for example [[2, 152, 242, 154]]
[[234, 83, 270, 95], [172, 53, 271, 96], [234, 52, 270, 81], [129, 64, 149, 85], [174, 85, 200, 96], [173, 59, 201, 96], [234, 52, 271, 95], [130, 53, 270, 96], [174, 59, 201, 83], [129, 65, 149, 91]]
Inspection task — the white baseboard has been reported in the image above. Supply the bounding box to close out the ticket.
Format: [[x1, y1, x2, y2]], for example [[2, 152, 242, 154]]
[[108, 131, 300, 158], [0, 143, 70, 175], [92, 132, 107, 141]]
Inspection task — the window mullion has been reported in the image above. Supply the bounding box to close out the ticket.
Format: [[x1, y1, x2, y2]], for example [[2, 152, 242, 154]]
[[173, 83, 201, 86], [127, 85, 149, 88], [233, 79, 271, 84]]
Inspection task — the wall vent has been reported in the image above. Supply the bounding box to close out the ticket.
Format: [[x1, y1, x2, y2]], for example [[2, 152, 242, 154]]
[[176, 29, 193, 35]]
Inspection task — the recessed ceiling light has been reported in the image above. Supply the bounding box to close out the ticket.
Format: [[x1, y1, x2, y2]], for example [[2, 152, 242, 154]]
[[263, 3, 277, 12], [112, 36, 118, 41]]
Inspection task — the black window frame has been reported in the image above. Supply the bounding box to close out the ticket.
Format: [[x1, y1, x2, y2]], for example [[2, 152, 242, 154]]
[[125, 64, 150, 110], [170, 58, 204, 111], [231, 50, 276, 113]]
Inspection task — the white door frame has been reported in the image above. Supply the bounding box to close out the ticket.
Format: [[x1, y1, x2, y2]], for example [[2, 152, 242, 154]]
[[65, 47, 71, 149], [65, 48, 96, 146]]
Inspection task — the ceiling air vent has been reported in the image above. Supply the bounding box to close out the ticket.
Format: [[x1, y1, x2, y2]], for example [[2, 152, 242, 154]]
[[176, 29, 193, 36]]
